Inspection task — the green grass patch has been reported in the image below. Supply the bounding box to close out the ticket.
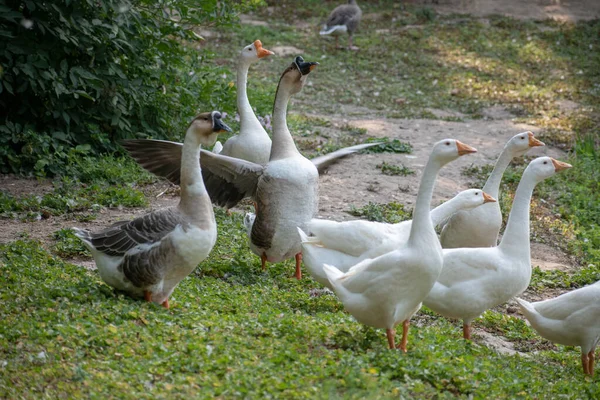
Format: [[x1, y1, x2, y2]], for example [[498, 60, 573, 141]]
[[2, 237, 599, 398], [362, 138, 413, 154], [348, 202, 412, 224], [53, 228, 90, 259], [377, 161, 415, 176], [0, 155, 152, 220]]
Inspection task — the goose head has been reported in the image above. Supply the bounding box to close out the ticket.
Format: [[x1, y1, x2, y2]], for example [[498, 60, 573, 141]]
[[431, 139, 477, 166], [278, 56, 319, 95], [187, 111, 232, 146], [506, 131, 545, 157], [525, 156, 572, 182], [453, 189, 497, 211], [239, 40, 274, 63]]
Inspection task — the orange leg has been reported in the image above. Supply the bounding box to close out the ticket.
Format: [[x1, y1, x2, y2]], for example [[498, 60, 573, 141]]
[[294, 253, 302, 280], [397, 320, 409, 353], [261, 253, 268, 271], [144, 291, 152, 303], [463, 323, 471, 340], [226, 209, 232, 216], [253, 202, 258, 213], [588, 350, 595, 376], [161, 298, 170, 309], [386, 328, 396, 350], [582, 352, 590, 375]]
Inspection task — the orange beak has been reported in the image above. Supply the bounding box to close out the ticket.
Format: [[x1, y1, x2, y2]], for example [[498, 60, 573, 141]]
[[528, 132, 545, 147], [254, 39, 274, 59], [456, 141, 477, 156], [309, 64, 318, 71], [482, 192, 497, 203], [551, 158, 572, 172]]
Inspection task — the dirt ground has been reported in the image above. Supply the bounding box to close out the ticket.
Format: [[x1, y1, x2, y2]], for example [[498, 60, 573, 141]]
[[0, 110, 571, 275], [418, 0, 600, 22], [1, 0, 585, 276]]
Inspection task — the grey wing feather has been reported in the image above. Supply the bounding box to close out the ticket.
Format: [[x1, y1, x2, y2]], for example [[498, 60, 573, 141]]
[[122, 139, 264, 208], [120, 238, 174, 288], [88, 208, 184, 258], [199, 151, 264, 207], [249, 176, 276, 250], [122, 139, 183, 185], [311, 142, 380, 173]]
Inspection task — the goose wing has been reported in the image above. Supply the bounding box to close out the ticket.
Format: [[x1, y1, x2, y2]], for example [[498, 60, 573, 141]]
[[122, 139, 264, 208], [86, 208, 184, 258], [310, 142, 380, 173], [533, 282, 600, 321], [122, 139, 183, 185]]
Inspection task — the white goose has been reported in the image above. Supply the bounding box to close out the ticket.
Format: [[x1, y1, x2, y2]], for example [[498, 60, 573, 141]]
[[323, 139, 478, 350], [299, 189, 497, 289], [516, 282, 600, 376], [73, 112, 231, 307], [424, 157, 572, 339], [213, 40, 274, 164], [440, 131, 544, 248]]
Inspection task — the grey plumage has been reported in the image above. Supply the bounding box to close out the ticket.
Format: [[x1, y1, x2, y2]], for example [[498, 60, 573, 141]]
[[122, 139, 379, 209], [75, 208, 184, 258], [323, 0, 362, 35]]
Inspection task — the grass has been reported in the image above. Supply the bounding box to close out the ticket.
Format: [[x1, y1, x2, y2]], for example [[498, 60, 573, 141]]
[[2, 234, 599, 399], [0, 155, 153, 221], [377, 161, 415, 176], [348, 202, 412, 224], [2, 1, 600, 397]]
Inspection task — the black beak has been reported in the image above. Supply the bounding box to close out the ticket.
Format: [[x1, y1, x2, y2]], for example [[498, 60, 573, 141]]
[[212, 113, 232, 133], [294, 56, 319, 76]]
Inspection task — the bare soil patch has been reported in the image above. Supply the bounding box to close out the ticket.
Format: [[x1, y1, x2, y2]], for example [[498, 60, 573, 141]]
[[424, 0, 600, 22]]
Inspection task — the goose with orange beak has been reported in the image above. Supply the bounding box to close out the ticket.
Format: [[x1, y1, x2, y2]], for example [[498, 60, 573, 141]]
[[424, 157, 572, 340], [322, 139, 478, 352], [441, 131, 545, 249]]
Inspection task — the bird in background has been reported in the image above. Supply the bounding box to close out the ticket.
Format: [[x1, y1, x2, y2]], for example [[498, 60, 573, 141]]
[[320, 0, 362, 50]]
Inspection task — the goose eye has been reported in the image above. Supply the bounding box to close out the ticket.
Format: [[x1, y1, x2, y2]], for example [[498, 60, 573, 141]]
[[543, 161, 548, 164], [445, 142, 450, 146], [248, 48, 252, 51], [204, 117, 209, 121], [521, 137, 525, 139], [475, 193, 479, 195]]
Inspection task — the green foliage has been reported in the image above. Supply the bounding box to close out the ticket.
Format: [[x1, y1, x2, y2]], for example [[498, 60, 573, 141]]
[[348, 202, 412, 223], [0, 155, 150, 220], [377, 161, 415, 176], [2, 238, 599, 398], [0, 0, 261, 176], [53, 228, 89, 258], [362, 137, 413, 154]]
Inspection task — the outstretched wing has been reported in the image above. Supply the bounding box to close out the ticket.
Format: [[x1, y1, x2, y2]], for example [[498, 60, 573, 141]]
[[310, 142, 380, 173], [122, 139, 264, 208], [122, 139, 183, 185], [199, 151, 264, 207]]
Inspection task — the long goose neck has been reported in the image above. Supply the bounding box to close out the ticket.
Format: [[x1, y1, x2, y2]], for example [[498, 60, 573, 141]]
[[498, 171, 537, 253], [408, 158, 442, 246], [430, 196, 464, 226], [483, 145, 514, 198], [269, 80, 299, 161], [236, 60, 261, 134], [178, 130, 211, 217]]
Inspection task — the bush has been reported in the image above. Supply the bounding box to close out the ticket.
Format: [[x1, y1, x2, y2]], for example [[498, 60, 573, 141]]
[[0, 0, 261, 176]]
